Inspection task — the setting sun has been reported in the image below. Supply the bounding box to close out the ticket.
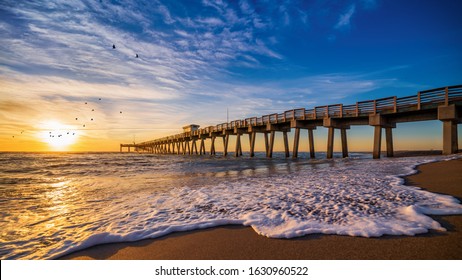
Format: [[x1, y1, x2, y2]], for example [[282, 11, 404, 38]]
[[38, 120, 78, 150]]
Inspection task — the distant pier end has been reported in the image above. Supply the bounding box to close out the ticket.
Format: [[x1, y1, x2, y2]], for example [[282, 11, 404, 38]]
[[120, 85, 462, 158]]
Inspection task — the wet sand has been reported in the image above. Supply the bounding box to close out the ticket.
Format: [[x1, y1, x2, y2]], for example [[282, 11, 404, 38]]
[[60, 157, 462, 260]]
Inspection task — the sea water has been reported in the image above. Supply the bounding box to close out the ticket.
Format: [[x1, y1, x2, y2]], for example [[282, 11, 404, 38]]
[[0, 152, 461, 259]]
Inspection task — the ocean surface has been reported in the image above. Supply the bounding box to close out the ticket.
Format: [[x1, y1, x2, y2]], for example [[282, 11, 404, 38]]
[[1, 152, 461, 260]]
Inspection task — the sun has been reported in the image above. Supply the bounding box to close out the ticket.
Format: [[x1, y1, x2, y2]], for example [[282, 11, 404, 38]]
[[38, 120, 79, 150]]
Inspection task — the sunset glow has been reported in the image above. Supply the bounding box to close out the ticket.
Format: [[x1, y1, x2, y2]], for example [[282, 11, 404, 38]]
[[1, 1, 461, 152], [37, 121, 78, 150]]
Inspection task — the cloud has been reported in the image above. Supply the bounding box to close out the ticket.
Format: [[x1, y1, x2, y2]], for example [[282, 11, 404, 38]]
[[196, 17, 225, 27], [239, 0, 254, 15], [157, 3, 175, 24], [0, 0, 393, 148], [335, 4, 356, 29]]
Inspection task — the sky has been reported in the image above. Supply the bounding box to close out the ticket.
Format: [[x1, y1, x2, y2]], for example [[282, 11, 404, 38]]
[[0, 0, 461, 152]]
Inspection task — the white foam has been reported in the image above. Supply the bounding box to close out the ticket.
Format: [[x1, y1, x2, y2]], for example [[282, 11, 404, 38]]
[[2, 154, 462, 259]]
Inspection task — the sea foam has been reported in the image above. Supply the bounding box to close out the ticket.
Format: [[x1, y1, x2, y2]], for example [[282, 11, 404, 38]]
[[1, 153, 461, 259], [55, 155, 462, 259]]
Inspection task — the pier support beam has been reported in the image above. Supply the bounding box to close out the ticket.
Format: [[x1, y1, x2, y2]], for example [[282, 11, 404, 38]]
[[239, 137, 243, 156], [268, 131, 275, 158], [373, 126, 382, 159], [369, 114, 395, 159], [308, 129, 315, 158], [327, 127, 334, 159], [210, 136, 216, 155], [249, 132, 256, 157], [283, 131, 290, 157], [235, 133, 241, 157], [341, 128, 348, 158], [264, 132, 269, 157], [442, 121, 458, 155], [324, 117, 349, 159], [223, 135, 229, 156], [187, 141, 191, 155], [438, 105, 459, 155], [290, 120, 317, 158], [191, 139, 198, 155], [385, 127, 394, 157], [292, 128, 300, 158], [199, 138, 205, 155]]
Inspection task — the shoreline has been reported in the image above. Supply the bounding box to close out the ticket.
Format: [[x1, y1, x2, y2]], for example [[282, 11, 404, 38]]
[[60, 156, 462, 260]]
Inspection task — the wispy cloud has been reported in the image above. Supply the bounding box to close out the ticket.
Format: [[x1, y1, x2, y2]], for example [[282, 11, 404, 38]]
[[1, 0, 412, 150], [335, 4, 356, 29], [0, 0, 285, 89]]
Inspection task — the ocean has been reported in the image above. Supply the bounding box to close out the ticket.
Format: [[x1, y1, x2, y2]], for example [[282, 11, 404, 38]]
[[1, 152, 461, 260]]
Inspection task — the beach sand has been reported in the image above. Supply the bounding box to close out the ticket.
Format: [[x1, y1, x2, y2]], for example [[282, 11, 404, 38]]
[[60, 157, 462, 260]]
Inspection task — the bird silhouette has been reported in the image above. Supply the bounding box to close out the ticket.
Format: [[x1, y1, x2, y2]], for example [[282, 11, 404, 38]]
[[75, 118, 78, 120], [113, 44, 116, 49], [120, 111, 122, 114], [83, 124, 86, 127], [99, 98, 101, 101], [136, 54, 139, 58], [92, 109, 95, 111]]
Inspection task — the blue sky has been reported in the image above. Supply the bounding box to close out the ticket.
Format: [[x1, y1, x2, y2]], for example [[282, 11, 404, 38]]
[[0, 0, 461, 151]]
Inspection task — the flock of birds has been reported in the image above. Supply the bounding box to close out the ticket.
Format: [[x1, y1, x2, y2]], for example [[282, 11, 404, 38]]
[[11, 44, 133, 140]]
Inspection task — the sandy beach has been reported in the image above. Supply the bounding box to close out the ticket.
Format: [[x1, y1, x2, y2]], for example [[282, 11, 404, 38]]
[[60, 157, 462, 260]]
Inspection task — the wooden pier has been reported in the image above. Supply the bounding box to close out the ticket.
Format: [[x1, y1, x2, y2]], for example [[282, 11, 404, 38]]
[[120, 85, 462, 159]]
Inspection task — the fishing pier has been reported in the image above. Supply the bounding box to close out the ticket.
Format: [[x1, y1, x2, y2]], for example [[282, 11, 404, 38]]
[[120, 85, 462, 159]]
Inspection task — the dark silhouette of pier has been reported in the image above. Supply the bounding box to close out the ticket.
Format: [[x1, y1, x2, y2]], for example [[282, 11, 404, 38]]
[[120, 85, 462, 159]]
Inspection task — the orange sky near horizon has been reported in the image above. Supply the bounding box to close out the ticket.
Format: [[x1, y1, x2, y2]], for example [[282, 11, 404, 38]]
[[2, 118, 460, 153]]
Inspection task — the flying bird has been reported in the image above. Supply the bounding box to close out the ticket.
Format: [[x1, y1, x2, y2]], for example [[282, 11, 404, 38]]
[[75, 118, 78, 120], [99, 98, 101, 101], [136, 54, 139, 58], [120, 111, 122, 114], [83, 124, 86, 128], [113, 44, 116, 49]]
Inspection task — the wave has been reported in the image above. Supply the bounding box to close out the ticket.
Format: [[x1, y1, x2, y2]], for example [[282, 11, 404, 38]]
[[1, 153, 461, 259]]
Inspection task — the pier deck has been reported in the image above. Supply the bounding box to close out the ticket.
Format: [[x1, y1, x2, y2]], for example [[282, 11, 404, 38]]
[[121, 85, 462, 158]]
